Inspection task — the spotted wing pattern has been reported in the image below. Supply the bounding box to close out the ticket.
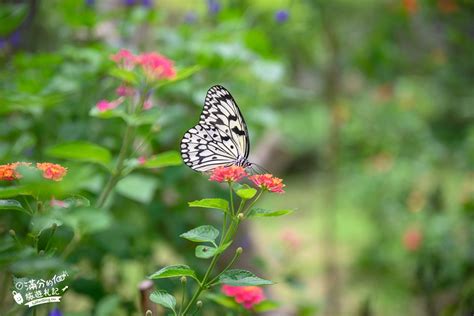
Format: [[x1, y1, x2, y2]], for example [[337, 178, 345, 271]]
[[180, 85, 250, 172]]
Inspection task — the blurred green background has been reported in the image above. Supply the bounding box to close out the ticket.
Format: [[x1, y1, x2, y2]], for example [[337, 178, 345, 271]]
[[1, 0, 474, 315]]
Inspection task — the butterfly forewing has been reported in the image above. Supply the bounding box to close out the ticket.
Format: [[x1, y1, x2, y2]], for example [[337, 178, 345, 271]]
[[180, 85, 250, 172]]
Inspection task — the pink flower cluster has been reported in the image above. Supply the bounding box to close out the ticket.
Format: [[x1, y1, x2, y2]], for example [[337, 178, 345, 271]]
[[403, 227, 422, 251], [209, 166, 285, 193], [110, 49, 176, 81], [221, 285, 265, 309]]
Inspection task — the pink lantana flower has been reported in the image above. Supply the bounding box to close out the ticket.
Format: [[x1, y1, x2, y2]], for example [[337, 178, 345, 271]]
[[138, 156, 147, 165], [110, 49, 136, 69], [143, 99, 153, 110], [50, 198, 68, 208], [96, 98, 124, 112], [209, 166, 247, 183], [136, 52, 176, 80], [249, 174, 285, 193], [222, 285, 265, 309]]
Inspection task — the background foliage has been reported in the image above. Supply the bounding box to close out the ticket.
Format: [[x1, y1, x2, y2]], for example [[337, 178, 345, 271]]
[[1, 0, 473, 315]]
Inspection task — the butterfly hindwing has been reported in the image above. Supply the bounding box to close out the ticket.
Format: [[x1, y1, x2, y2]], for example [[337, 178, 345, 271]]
[[181, 85, 250, 172]]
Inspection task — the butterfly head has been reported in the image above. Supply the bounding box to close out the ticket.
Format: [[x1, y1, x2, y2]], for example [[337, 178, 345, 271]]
[[234, 155, 252, 169]]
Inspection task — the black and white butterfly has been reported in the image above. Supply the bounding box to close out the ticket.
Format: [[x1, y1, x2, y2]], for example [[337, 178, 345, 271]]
[[180, 85, 254, 173]]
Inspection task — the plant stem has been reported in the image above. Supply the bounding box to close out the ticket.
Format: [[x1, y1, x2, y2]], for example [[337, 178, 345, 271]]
[[208, 247, 242, 286], [96, 123, 134, 208], [228, 182, 234, 215]]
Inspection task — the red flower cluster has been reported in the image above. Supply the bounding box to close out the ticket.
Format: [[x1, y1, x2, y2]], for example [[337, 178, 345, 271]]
[[110, 49, 176, 81], [209, 166, 285, 193], [249, 174, 285, 193], [0, 162, 67, 181], [222, 285, 265, 309], [209, 166, 248, 183]]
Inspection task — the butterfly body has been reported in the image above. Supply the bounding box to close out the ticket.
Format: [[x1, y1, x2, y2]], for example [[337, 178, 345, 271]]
[[180, 85, 253, 172]]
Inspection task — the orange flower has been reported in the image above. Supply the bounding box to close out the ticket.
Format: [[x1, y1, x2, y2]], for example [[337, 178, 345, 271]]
[[209, 166, 247, 183], [0, 162, 32, 181], [249, 174, 285, 193], [222, 285, 265, 309], [0, 163, 18, 181], [402, 0, 418, 15], [36, 163, 67, 181]]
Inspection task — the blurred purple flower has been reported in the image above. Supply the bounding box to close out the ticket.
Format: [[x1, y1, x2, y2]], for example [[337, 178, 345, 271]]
[[9, 31, 21, 47], [184, 11, 198, 24], [123, 0, 136, 6], [142, 0, 153, 8], [48, 308, 62, 316], [85, 0, 94, 6], [0, 38, 6, 50], [207, 0, 220, 15], [275, 9, 289, 23]]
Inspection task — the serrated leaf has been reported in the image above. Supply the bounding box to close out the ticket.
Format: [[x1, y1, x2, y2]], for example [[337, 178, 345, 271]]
[[46, 141, 111, 166], [143, 151, 182, 168], [247, 208, 294, 218], [180, 225, 219, 243], [217, 269, 273, 286], [195, 245, 217, 259], [188, 198, 229, 213], [235, 184, 257, 200], [0, 199, 28, 214], [148, 264, 197, 280], [149, 290, 176, 311]]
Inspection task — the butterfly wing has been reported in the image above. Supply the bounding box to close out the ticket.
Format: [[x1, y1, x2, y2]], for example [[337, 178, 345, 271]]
[[180, 85, 250, 172]]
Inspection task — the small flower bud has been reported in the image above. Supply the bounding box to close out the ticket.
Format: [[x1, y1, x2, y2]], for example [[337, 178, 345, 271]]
[[180, 276, 187, 284], [145, 310, 153, 316], [9, 229, 16, 237], [38, 250, 45, 256], [196, 300, 203, 308], [237, 213, 244, 220], [236, 247, 243, 255]]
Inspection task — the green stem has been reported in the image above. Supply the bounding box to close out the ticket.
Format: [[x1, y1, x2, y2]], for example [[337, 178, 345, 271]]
[[243, 190, 264, 217], [179, 279, 186, 315], [21, 196, 34, 215], [208, 247, 242, 286], [228, 182, 234, 215], [96, 124, 134, 208]]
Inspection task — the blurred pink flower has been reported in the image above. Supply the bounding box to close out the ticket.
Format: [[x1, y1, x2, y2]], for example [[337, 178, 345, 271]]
[[249, 174, 285, 193], [222, 285, 265, 309], [116, 85, 135, 97], [209, 166, 247, 183], [281, 229, 302, 249], [110, 49, 136, 69], [50, 198, 68, 208], [403, 227, 422, 251], [143, 99, 153, 110], [136, 52, 176, 80], [96, 98, 123, 112], [138, 156, 147, 164]]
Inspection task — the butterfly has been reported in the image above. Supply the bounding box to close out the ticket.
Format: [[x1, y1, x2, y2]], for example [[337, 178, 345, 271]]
[[180, 85, 255, 173]]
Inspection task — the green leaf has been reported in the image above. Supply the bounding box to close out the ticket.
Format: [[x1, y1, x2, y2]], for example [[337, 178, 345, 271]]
[[0, 186, 32, 198], [148, 264, 197, 280], [61, 207, 112, 234], [109, 67, 138, 85], [188, 198, 229, 213], [247, 208, 294, 218], [195, 245, 217, 259], [235, 184, 257, 200], [142, 151, 182, 168], [116, 174, 159, 204], [205, 293, 240, 310], [217, 269, 273, 286], [0, 199, 28, 214], [253, 300, 279, 312], [46, 141, 111, 166], [180, 225, 219, 243], [149, 290, 176, 311]]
